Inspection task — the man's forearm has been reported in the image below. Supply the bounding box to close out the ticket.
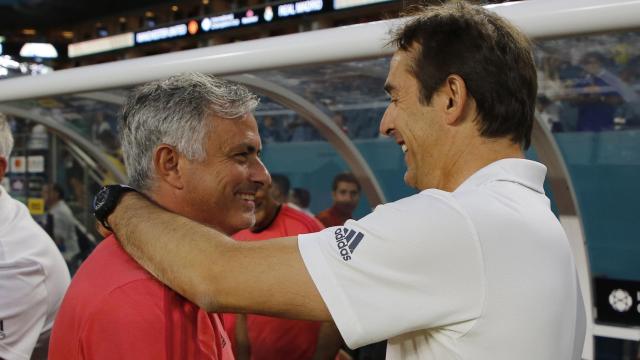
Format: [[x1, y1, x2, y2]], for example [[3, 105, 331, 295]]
[[108, 193, 332, 321]]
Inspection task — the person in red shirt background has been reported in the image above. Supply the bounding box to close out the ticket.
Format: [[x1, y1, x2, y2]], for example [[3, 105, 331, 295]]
[[316, 173, 361, 227], [48, 73, 269, 359], [225, 174, 343, 360]]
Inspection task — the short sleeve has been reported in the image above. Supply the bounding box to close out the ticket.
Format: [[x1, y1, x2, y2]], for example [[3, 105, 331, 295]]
[[79, 281, 167, 360], [298, 191, 485, 348], [0, 259, 48, 360]]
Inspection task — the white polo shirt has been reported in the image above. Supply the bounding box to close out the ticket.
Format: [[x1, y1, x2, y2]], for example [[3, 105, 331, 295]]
[[299, 159, 585, 360], [0, 186, 70, 360]]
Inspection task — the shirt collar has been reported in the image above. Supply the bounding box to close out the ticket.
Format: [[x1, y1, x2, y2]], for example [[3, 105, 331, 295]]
[[454, 158, 547, 194]]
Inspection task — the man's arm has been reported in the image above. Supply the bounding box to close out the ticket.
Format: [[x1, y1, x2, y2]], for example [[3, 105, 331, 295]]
[[109, 193, 331, 321]]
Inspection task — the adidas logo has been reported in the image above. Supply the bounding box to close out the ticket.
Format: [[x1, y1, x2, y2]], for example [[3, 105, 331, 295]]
[[334, 227, 364, 261]]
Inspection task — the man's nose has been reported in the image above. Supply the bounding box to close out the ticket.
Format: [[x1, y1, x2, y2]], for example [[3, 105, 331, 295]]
[[379, 106, 395, 137], [251, 158, 271, 187]]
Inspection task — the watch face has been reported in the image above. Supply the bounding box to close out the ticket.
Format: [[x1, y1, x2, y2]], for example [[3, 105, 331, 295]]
[[93, 187, 110, 212]]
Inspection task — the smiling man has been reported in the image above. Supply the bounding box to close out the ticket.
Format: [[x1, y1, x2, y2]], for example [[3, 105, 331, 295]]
[[49, 73, 269, 360], [98, 3, 585, 359], [316, 173, 361, 227]]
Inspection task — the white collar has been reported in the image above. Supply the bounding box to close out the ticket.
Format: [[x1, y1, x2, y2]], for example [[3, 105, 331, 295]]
[[454, 158, 547, 194]]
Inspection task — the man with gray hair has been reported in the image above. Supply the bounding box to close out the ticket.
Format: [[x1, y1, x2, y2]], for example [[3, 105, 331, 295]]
[[49, 73, 270, 360], [0, 114, 70, 360]]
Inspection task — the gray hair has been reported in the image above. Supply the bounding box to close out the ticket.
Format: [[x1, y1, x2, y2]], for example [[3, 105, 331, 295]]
[[0, 113, 14, 159], [120, 73, 259, 191]]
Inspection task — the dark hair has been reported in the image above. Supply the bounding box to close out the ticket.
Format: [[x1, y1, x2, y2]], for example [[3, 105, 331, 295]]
[[291, 187, 311, 208], [332, 172, 361, 192], [50, 183, 65, 200], [271, 173, 291, 197], [392, 2, 537, 149]]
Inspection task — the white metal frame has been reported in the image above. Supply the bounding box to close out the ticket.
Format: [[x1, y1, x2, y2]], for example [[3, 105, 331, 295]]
[[1, 0, 640, 101]]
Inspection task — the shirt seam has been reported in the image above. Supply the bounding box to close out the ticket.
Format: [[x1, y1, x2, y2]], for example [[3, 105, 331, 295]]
[[35, 261, 52, 327]]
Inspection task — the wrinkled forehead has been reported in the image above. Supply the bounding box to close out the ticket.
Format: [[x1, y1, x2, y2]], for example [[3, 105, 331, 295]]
[[392, 45, 420, 70], [386, 49, 418, 91]]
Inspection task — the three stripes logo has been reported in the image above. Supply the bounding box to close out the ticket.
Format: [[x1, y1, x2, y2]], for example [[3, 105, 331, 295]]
[[334, 227, 365, 261]]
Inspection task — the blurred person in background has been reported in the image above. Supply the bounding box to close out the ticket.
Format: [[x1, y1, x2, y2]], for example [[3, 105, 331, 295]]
[[536, 95, 563, 132], [316, 173, 361, 227], [289, 187, 314, 217], [0, 114, 70, 360], [332, 113, 349, 136], [570, 52, 626, 131], [224, 174, 342, 360], [43, 183, 80, 265], [259, 116, 286, 144], [267, 173, 290, 204]]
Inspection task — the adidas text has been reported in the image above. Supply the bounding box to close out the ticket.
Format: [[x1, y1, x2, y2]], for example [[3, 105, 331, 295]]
[[334, 227, 364, 261]]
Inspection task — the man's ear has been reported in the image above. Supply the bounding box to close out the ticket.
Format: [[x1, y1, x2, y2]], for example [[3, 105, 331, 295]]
[[0, 157, 7, 181], [153, 144, 184, 189], [440, 74, 469, 126]]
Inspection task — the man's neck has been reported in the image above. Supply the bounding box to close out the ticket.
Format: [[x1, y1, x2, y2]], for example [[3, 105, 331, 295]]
[[437, 139, 524, 192], [149, 186, 237, 236], [145, 188, 180, 216]]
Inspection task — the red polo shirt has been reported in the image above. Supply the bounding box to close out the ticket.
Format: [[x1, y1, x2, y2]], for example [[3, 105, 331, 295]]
[[224, 204, 324, 360], [49, 235, 233, 360], [316, 205, 352, 227]]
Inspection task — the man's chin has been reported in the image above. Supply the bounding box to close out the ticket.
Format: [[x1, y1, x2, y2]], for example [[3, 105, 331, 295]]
[[243, 214, 257, 229], [216, 214, 255, 235]]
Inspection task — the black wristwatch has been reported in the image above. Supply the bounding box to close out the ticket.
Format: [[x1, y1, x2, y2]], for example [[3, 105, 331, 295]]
[[93, 184, 137, 231]]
